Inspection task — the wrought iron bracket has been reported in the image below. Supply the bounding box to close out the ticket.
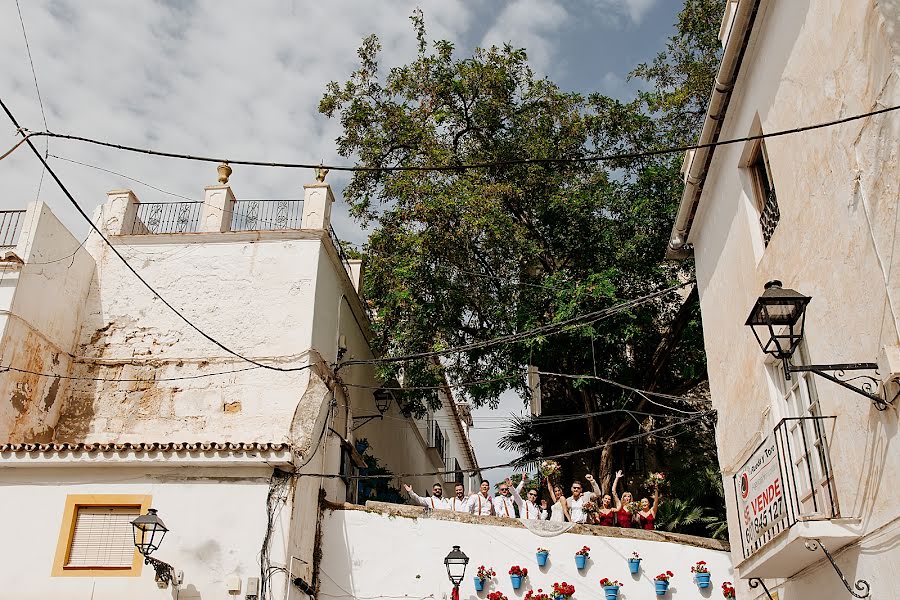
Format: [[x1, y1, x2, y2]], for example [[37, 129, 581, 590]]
[[804, 538, 871, 598], [144, 556, 180, 588], [787, 362, 890, 411], [351, 414, 383, 431], [748, 578, 776, 600]]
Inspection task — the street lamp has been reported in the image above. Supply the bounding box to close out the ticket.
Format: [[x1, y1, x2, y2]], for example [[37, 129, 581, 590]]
[[131, 508, 182, 588], [444, 546, 469, 600], [745, 280, 889, 410], [351, 388, 396, 431]]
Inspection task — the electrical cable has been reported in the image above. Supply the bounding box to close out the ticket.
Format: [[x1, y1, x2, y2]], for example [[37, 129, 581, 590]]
[[0, 363, 271, 382], [0, 96, 311, 373], [25, 104, 900, 172]]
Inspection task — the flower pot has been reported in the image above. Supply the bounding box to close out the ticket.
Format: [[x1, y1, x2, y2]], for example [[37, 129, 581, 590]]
[[603, 585, 620, 600], [575, 554, 586, 570], [655, 580, 669, 596], [695, 572, 711, 588], [536, 551, 548, 567], [628, 559, 641, 574], [510, 575, 522, 590], [474, 577, 485, 592]]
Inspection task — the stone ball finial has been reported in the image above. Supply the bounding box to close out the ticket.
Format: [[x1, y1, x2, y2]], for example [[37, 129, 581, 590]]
[[316, 165, 329, 183], [217, 162, 233, 184]]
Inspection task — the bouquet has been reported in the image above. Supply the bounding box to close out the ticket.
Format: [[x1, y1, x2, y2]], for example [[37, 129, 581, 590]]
[[487, 593, 508, 600], [625, 501, 640, 514], [654, 571, 674, 582], [540, 460, 561, 479], [524, 590, 550, 600], [536, 547, 549, 554], [509, 566, 528, 577], [599, 578, 623, 588], [630, 551, 641, 560], [722, 582, 736, 598], [476, 566, 496, 580], [551, 582, 575, 600], [582, 501, 598, 516], [575, 546, 590, 558], [645, 471, 666, 487], [691, 560, 709, 574]]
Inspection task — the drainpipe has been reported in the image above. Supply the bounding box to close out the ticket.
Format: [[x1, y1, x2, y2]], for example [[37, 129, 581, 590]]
[[667, 0, 760, 258]]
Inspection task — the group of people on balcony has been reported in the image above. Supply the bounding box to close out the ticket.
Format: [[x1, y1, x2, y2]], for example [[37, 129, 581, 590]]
[[403, 469, 660, 529]]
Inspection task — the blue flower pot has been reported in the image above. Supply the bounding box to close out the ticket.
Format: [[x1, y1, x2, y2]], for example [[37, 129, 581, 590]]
[[655, 580, 669, 596], [474, 577, 484, 592], [603, 585, 620, 600], [628, 558, 641, 574], [695, 572, 711, 588], [536, 551, 548, 567], [510, 575, 522, 590], [575, 554, 587, 570]]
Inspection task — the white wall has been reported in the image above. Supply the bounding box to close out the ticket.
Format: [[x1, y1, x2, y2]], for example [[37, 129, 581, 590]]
[[320, 507, 734, 600], [0, 465, 292, 600]]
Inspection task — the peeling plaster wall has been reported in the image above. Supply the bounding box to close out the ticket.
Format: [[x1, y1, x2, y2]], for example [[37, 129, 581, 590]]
[[686, 0, 900, 593], [0, 465, 290, 600], [319, 507, 734, 600], [0, 202, 95, 442]]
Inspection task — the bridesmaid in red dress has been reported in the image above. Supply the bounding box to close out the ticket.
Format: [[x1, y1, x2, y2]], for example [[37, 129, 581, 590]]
[[611, 470, 636, 528], [637, 485, 660, 530], [596, 493, 617, 527]]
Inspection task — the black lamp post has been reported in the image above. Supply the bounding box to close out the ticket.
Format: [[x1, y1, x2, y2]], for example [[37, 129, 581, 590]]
[[444, 546, 469, 600], [131, 509, 181, 588], [745, 280, 889, 410], [351, 388, 395, 431]]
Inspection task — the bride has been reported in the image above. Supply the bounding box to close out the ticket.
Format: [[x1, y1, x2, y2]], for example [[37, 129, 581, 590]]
[[545, 479, 571, 522]]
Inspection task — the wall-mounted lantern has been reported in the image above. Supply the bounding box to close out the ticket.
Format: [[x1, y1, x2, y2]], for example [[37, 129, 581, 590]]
[[131, 508, 183, 588], [351, 388, 396, 431], [745, 280, 890, 411], [444, 545, 469, 599]]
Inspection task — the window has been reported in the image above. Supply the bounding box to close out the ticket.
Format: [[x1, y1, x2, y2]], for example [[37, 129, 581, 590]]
[[749, 140, 780, 246], [52, 494, 151, 577]]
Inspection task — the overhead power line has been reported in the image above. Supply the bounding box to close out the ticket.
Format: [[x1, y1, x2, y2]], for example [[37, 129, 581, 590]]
[[0, 96, 310, 373], [22, 104, 900, 172], [0, 363, 275, 383]]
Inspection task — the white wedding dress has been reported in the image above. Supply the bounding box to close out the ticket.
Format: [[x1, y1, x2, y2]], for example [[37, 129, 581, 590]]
[[549, 501, 566, 522]]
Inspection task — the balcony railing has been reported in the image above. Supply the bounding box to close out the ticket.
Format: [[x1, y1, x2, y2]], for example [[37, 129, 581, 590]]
[[0, 210, 25, 248], [444, 457, 463, 485], [426, 417, 447, 460], [231, 200, 303, 231], [328, 225, 354, 276], [733, 416, 838, 559], [131, 202, 202, 234]]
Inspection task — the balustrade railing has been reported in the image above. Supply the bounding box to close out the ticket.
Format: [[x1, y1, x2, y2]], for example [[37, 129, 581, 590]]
[[444, 457, 462, 485], [130, 202, 201, 234], [231, 200, 303, 231], [0, 210, 26, 248], [328, 225, 354, 276], [733, 415, 838, 559]]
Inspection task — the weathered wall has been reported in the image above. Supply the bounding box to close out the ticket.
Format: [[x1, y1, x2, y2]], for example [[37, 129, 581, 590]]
[[0, 201, 95, 442], [686, 0, 900, 593], [320, 504, 734, 600], [0, 464, 291, 600]]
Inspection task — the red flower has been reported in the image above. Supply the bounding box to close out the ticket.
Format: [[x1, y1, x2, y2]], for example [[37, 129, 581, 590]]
[[509, 566, 528, 577]]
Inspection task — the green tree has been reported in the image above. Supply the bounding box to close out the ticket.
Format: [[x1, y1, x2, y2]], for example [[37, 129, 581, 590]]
[[321, 1, 726, 531]]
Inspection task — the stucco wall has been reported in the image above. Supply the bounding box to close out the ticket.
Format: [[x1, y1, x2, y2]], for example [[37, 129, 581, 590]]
[[319, 505, 734, 600], [685, 0, 900, 593], [0, 201, 95, 442], [0, 464, 292, 600]]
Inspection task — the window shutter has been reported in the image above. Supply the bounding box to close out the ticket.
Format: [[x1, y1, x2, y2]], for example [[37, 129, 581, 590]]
[[66, 506, 139, 568]]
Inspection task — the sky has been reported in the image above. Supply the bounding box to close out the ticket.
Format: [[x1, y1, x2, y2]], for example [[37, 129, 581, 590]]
[[0, 0, 684, 481]]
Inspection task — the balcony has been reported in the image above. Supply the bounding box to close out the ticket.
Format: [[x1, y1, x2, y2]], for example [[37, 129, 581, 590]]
[[733, 416, 859, 578], [425, 416, 447, 466], [0, 210, 26, 248], [443, 456, 463, 485]]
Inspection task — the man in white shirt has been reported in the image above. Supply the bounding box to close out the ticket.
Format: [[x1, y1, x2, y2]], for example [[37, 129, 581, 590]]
[[493, 478, 517, 518], [467, 480, 495, 516], [447, 483, 470, 513], [511, 473, 545, 520], [567, 474, 603, 523], [404, 482, 450, 510]]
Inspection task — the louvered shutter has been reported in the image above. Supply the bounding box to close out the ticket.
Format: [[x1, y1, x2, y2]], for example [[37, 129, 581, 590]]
[[66, 506, 139, 568]]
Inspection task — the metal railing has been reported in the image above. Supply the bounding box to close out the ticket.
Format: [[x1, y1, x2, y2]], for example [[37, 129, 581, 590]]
[[734, 415, 838, 559], [0, 210, 26, 248], [328, 225, 354, 276], [759, 187, 780, 247], [444, 457, 463, 485], [231, 200, 303, 231], [426, 417, 447, 460], [131, 202, 201, 234]]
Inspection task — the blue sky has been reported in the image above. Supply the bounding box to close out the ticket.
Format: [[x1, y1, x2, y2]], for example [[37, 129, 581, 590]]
[[0, 0, 685, 478]]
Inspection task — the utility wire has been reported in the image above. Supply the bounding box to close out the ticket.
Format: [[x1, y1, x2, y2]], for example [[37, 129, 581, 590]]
[[0, 96, 311, 373], [0, 363, 274, 382], [25, 104, 900, 172], [14, 0, 48, 131]]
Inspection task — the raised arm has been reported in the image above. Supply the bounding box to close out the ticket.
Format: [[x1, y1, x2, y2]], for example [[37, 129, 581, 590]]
[[546, 477, 558, 503], [585, 473, 602, 498], [650, 484, 660, 516], [511, 474, 527, 509], [404, 484, 429, 508], [612, 470, 623, 509]]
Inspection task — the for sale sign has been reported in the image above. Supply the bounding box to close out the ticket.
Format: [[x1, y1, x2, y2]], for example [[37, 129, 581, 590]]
[[737, 435, 786, 550]]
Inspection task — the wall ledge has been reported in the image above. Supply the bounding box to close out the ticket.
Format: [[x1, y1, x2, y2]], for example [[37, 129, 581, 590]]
[[324, 500, 730, 552]]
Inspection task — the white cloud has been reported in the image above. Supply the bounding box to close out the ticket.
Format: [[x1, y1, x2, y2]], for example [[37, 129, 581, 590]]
[[590, 0, 659, 26], [479, 0, 570, 76]]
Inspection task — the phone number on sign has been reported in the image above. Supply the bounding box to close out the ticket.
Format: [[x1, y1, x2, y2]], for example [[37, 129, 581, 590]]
[[745, 496, 784, 544]]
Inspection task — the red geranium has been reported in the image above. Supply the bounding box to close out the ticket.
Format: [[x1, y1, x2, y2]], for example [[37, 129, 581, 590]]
[[476, 566, 496, 580], [599, 578, 623, 588], [551, 582, 575, 599], [722, 582, 736, 598], [509, 566, 528, 577], [524, 590, 550, 600], [654, 571, 674, 583], [487, 592, 508, 600], [575, 546, 590, 557], [691, 561, 709, 574]]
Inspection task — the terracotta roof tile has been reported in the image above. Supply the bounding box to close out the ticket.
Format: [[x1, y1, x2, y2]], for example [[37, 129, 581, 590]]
[[0, 441, 292, 454]]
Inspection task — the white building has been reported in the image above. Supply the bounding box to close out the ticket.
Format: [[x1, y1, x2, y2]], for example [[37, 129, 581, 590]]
[[668, 1, 899, 598], [0, 169, 478, 599]]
